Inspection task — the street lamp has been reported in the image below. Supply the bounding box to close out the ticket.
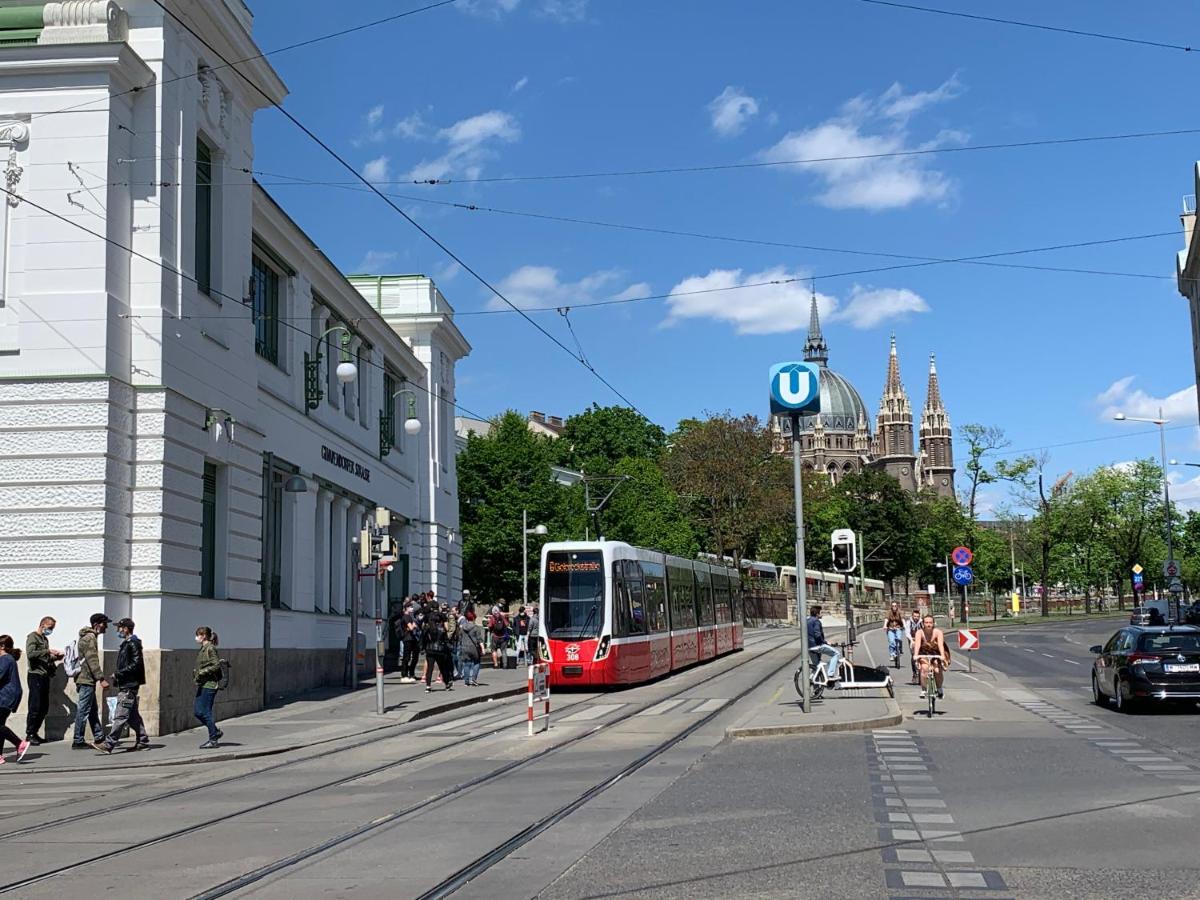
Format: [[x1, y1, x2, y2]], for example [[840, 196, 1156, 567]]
[[522, 510, 548, 607], [935, 558, 952, 624], [1114, 409, 1175, 583], [303, 325, 357, 410]]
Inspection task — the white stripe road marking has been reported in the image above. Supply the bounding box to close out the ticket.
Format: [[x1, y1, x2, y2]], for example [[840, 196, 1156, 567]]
[[1042, 653, 1056, 658], [691, 698, 728, 713], [559, 703, 625, 722], [1023, 648, 1036, 653], [1063, 659, 1081, 665], [636, 698, 688, 716]]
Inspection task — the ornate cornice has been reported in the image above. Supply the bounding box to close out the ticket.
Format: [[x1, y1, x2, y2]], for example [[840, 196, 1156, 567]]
[[40, 1, 128, 45]]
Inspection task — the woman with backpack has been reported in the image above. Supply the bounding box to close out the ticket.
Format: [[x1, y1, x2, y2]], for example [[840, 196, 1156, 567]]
[[192, 626, 223, 749], [457, 612, 484, 686], [488, 606, 508, 669], [0, 636, 28, 763], [421, 611, 454, 692]]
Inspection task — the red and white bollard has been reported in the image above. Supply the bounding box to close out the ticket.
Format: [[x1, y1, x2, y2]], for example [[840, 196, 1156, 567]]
[[527, 662, 550, 736]]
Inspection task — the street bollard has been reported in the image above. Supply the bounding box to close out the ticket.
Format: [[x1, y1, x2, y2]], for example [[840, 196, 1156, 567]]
[[375, 618, 386, 715]]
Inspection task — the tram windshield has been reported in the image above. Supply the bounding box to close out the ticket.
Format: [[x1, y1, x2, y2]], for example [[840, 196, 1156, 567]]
[[545, 550, 604, 638]]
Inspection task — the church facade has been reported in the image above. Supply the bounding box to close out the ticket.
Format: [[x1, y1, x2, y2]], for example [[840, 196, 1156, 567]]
[[770, 295, 956, 500]]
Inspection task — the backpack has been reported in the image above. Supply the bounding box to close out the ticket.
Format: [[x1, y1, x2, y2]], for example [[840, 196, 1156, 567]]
[[490, 615, 506, 637], [62, 640, 82, 678], [217, 658, 231, 691]]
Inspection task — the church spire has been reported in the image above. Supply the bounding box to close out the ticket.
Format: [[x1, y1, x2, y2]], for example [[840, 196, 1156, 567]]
[[884, 331, 902, 392], [803, 284, 828, 366], [919, 351, 955, 499], [925, 353, 943, 409]]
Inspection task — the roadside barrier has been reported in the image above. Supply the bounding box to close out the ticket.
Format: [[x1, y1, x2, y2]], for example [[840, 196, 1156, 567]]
[[527, 662, 550, 736]]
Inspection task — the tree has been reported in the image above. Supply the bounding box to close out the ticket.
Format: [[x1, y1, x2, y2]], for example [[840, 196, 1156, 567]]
[[556, 404, 667, 474], [598, 457, 700, 556], [959, 423, 1033, 532], [457, 412, 571, 606], [831, 469, 921, 590]]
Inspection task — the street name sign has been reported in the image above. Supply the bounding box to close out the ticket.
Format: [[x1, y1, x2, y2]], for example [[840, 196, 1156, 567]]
[[951, 546, 973, 567], [769, 362, 821, 415], [952, 565, 974, 586], [958, 629, 980, 651]]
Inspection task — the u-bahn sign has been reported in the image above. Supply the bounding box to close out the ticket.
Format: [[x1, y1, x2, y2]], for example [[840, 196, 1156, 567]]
[[769, 362, 821, 415]]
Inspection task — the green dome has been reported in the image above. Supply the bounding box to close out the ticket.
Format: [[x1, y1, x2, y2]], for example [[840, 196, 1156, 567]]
[[796, 367, 869, 433]]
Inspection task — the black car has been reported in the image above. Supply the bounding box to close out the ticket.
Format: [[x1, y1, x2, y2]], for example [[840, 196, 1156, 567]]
[[1090, 625, 1200, 712], [1184, 602, 1200, 627]]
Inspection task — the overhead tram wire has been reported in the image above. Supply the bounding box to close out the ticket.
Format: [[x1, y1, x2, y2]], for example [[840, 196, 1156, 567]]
[[391, 127, 1200, 185], [856, 0, 1195, 55], [147, 0, 647, 419], [0, 183, 492, 423], [15, 0, 462, 133]]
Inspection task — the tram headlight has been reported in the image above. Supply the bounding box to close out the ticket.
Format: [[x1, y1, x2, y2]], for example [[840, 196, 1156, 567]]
[[594, 635, 611, 661]]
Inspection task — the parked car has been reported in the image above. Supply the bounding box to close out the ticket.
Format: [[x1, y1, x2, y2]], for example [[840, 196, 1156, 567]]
[[1090, 625, 1200, 712], [1184, 602, 1200, 627], [1130, 599, 1170, 626]]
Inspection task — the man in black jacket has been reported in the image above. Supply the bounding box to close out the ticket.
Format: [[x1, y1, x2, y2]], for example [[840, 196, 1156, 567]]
[[95, 618, 149, 753]]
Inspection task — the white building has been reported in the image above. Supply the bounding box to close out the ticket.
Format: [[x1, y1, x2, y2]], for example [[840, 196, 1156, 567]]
[[0, 2, 468, 734], [1177, 167, 1200, 425]]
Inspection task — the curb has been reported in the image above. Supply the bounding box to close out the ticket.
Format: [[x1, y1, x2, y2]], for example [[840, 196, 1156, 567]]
[[18, 686, 526, 774], [725, 698, 903, 739]]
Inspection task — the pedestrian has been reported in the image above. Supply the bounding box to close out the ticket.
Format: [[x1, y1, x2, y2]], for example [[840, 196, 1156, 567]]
[[193, 626, 223, 749], [528, 605, 540, 664], [24, 616, 63, 745], [513, 606, 531, 666], [457, 611, 484, 686], [400, 612, 421, 683], [446, 605, 461, 679], [0, 636, 29, 763], [95, 618, 149, 754], [421, 611, 454, 692], [488, 606, 508, 669], [71, 613, 110, 749]]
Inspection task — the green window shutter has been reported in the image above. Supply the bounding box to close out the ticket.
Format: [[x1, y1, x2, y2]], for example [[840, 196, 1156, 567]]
[[195, 139, 212, 296], [252, 255, 280, 365], [201, 463, 217, 598]]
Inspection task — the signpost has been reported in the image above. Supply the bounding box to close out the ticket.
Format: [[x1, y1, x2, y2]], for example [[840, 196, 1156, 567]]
[[951, 552, 973, 630], [951, 546, 974, 567], [770, 361, 821, 713], [958, 628, 979, 672]]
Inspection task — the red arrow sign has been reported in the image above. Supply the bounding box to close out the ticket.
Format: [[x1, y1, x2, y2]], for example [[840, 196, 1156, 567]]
[[958, 629, 979, 651]]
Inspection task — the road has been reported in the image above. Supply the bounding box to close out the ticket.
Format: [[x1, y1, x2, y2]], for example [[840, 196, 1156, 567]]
[[2, 620, 1198, 898]]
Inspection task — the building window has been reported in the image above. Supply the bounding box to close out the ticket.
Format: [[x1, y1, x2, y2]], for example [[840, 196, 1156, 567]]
[[252, 254, 280, 365], [200, 462, 218, 597], [195, 139, 213, 296], [261, 465, 287, 610]]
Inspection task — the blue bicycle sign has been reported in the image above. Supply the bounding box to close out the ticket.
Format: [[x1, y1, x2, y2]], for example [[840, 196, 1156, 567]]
[[952, 565, 974, 586]]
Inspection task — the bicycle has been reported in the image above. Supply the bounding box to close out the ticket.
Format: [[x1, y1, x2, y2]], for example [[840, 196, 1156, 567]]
[[794, 643, 894, 704], [915, 654, 946, 718]]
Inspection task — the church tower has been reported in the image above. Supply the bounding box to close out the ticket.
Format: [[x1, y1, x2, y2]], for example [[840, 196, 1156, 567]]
[[919, 353, 955, 498], [872, 334, 919, 492]]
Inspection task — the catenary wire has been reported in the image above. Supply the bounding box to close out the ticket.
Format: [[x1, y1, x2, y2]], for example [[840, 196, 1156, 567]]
[[0, 183, 492, 422], [984, 423, 1199, 461], [856, 0, 1195, 54], [16, 0, 461, 134], [148, 0, 647, 419]]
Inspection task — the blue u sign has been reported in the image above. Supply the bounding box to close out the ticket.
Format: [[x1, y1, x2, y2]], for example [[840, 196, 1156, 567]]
[[769, 361, 821, 414]]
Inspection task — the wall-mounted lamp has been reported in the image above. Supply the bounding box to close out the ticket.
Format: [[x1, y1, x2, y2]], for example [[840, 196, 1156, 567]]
[[379, 387, 422, 457], [203, 408, 235, 443], [303, 325, 357, 410]]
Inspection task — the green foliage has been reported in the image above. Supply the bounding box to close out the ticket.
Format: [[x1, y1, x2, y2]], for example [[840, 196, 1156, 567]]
[[599, 457, 700, 556], [556, 404, 666, 474]]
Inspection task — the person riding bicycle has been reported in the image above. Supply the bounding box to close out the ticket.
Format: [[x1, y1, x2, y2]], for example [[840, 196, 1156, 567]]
[[885, 602, 905, 662], [904, 608, 922, 685], [806, 605, 841, 683], [911, 614, 949, 700]]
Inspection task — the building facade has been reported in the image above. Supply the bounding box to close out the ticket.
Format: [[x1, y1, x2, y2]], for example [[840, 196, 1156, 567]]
[[771, 295, 955, 498], [0, 2, 467, 734], [1177, 166, 1200, 425]]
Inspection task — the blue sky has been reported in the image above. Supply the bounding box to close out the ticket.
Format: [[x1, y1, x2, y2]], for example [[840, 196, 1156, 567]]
[[250, 0, 1200, 514]]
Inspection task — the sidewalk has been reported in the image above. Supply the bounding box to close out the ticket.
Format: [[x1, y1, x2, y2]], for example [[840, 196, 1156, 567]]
[[15, 665, 528, 774], [726, 625, 902, 738]]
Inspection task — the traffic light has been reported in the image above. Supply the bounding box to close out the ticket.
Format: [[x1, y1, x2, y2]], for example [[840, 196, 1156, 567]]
[[831, 528, 857, 573]]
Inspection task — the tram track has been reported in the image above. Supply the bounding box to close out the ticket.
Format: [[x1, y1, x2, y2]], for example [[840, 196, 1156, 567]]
[[0, 630, 798, 895]]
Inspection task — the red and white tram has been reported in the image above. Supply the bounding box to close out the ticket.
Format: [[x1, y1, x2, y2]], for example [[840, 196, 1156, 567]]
[[538, 540, 744, 687]]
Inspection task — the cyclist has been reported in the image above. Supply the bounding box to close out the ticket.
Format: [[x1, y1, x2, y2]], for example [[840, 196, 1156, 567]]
[[904, 608, 922, 684], [806, 605, 841, 683], [911, 614, 949, 700], [884, 602, 905, 664]]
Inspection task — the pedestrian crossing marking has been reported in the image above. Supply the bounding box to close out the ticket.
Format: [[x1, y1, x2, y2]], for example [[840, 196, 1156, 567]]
[[559, 703, 625, 722]]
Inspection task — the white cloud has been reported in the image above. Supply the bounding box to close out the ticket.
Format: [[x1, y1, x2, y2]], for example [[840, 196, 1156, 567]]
[[1096, 377, 1197, 422], [511, 75, 529, 94], [355, 250, 398, 274], [406, 110, 520, 183], [459, 0, 521, 18], [759, 75, 965, 210], [833, 286, 930, 329], [394, 112, 428, 140], [459, 0, 585, 19], [539, 0, 588, 21], [362, 155, 390, 183], [708, 86, 759, 137], [491, 265, 640, 311], [662, 268, 929, 335], [366, 104, 385, 128]]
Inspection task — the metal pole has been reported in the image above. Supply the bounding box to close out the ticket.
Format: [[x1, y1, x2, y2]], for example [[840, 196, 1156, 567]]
[[792, 413, 811, 714], [857, 530, 866, 604], [374, 613, 385, 715], [522, 508, 529, 607], [261, 452, 273, 710], [844, 571, 854, 650], [351, 538, 360, 692], [944, 556, 951, 625]]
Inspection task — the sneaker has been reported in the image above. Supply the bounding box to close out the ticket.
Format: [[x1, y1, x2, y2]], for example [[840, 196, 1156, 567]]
[[215, 729, 224, 742], [425, 686, 433, 693], [134, 741, 151, 751], [92, 741, 113, 755], [24, 735, 43, 746], [0, 755, 5, 765], [446, 683, 453, 691], [919, 690, 927, 699], [16, 739, 31, 761], [198, 740, 219, 749], [71, 742, 90, 750], [937, 690, 944, 700]]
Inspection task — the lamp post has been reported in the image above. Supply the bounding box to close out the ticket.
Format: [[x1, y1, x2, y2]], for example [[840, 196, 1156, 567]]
[[935, 557, 952, 624], [522, 510, 548, 607], [386, 388, 422, 591], [1115, 410, 1175, 596]]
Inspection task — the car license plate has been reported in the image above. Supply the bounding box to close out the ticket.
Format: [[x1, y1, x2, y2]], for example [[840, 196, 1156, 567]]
[[1165, 663, 1200, 673]]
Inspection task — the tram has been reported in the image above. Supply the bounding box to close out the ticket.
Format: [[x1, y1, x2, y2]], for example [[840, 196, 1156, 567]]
[[538, 540, 744, 687]]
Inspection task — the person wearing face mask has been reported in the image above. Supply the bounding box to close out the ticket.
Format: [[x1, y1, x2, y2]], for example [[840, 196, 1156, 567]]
[[24, 616, 63, 745], [71, 613, 110, 750], [94, 618, 148, 754], [192, 626, 223, 749]]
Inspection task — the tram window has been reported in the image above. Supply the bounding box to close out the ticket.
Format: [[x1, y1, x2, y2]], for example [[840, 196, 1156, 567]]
[[623, 560, 647, 636], [545, 550, 604, 639], [643, 561, 668, 632], [695, 568, 714, 626]]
